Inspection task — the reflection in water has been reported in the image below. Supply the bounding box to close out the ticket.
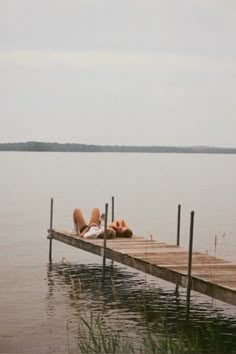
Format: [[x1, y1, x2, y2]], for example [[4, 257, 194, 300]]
[[47, 262, 236, 353]]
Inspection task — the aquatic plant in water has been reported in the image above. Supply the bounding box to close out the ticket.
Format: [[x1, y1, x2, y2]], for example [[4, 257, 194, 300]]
[[77, 313, 134, 353], [75, 313, 206, 354]]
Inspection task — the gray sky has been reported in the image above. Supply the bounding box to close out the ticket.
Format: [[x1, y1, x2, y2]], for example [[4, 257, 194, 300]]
[[0, 0, 236, 146]]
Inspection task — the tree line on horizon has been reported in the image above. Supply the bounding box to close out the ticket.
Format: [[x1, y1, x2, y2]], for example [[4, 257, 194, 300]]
[[0, 141, 236, 154]]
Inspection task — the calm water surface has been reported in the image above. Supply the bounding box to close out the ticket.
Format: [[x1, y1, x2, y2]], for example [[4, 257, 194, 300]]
[[0, 152, 236, 353]]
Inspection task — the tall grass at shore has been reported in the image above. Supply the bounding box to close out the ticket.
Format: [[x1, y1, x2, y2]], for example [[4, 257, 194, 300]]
[[74, 312, 215, 354]]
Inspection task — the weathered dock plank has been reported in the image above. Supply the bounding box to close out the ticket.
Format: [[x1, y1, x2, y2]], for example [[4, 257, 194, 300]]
[[49, 229, 236, 306]]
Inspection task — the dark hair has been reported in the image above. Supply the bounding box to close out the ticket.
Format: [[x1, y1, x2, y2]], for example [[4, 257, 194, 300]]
[[120, 229, 133, 238]]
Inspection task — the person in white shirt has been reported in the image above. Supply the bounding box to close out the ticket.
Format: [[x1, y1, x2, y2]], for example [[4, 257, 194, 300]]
[[73, 207, 116, 239], [73, 207, 133, 239]]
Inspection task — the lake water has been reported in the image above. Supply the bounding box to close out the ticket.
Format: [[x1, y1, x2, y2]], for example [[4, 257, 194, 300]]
[[0, 152, 236, 353]]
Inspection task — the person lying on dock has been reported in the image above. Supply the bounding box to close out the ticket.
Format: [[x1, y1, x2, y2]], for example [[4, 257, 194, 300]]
[[107, 217, 133, 238], [73, 207, 116, 239], [73, 208, 133, 239]]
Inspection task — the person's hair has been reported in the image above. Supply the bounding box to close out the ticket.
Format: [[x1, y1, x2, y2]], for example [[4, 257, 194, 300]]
[[121, 229, 133, 238]]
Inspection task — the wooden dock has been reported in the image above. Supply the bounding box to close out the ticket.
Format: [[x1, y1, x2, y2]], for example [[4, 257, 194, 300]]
[[49, 229, 236, 306]]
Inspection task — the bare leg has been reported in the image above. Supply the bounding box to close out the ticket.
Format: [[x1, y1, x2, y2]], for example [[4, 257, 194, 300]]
[[73, 208, 87, 233], [88, 208, 100, 226]]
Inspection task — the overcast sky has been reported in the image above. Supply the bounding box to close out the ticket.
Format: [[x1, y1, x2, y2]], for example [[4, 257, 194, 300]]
[[0, 0, 236, 146]]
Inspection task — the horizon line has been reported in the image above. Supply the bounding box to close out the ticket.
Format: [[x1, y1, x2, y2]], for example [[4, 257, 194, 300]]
[[1, 141, 236, 149]]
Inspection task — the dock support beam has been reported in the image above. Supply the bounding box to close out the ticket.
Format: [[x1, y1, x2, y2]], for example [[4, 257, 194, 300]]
[[187, 210, 195, 289], [177, 204, 181, 246], [111, 196, 115, 269], [186, 210, 194, 318], [49, 197, 54, 264], [102, 203, 108, 277], [111, 196, 114, 222]]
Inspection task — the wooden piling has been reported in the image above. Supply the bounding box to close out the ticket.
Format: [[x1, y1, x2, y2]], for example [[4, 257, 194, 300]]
[[177, 204, 181, 246], [49, 197, 54, 263], [111, 196, 115, 268], [186, 287, 191, 320], [187, 211, 195, 289], [102, 203, 108, 273], [111, 196, 114, 222]]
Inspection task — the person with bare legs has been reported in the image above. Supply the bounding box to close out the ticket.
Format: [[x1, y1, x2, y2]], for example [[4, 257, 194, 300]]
[[73, 207, 116, 239]]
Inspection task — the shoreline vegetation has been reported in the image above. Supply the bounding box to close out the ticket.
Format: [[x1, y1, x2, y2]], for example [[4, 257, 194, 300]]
[[73, 312, 234, 354], [1, 141, 236, 154]]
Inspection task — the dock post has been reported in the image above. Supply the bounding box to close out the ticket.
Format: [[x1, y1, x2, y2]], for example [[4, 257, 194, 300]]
[[49, 197, 54, 264], [177, 204, 181, 246], [186, 211, 194, 318], [175, 204, 181, 295], [111, 196, 114, 269], [102, 203, 108, 277], [187, 211, 195, 290], [186, 287, 191, 320], [111, 196, 114, 222]]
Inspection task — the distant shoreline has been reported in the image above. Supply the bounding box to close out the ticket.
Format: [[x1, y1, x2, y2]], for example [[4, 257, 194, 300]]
[[1, 141, 236, 154]]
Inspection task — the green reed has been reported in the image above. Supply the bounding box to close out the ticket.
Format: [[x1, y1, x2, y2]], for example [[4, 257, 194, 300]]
[[74, 313, 206, 354], [77, 313, 134, 354]]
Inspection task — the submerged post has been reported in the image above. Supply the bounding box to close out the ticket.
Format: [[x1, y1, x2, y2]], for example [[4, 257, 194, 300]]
[[102, 203, 108, 274], [49, 197, 54, 264], [186, 287, 191, 321], [177, 204, 181, 246], [111, 196, 114, 222], [187, 211, 195, 290]]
